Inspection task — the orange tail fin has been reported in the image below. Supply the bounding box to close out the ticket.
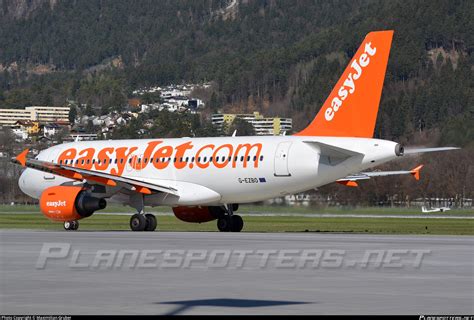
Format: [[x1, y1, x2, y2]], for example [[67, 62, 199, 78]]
[[295, 30, 394, 137]]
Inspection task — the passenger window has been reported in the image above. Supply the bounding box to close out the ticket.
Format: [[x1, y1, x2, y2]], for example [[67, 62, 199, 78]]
[[260, 155, 263, 161]]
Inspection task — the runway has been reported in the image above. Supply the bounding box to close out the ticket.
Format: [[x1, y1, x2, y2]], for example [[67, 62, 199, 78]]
[[1, 230, 473, 315]]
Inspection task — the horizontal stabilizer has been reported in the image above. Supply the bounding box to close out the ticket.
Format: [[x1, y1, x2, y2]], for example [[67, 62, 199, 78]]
[[337, 164, 424, 186], [404, 147, 460, 154]]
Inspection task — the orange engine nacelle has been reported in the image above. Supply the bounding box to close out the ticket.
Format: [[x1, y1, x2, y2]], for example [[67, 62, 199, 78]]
[[172, 206, 223, 223], [40, 186, 107, 222]]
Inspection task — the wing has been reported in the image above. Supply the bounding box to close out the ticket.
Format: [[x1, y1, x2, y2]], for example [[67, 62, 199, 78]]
[[337, 165, 423, 187], [12, 149, 178, 195]]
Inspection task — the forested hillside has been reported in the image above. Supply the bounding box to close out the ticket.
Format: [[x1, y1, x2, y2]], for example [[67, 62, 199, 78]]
[[0, 0, 472, 205], [0, 0, 472, 144]]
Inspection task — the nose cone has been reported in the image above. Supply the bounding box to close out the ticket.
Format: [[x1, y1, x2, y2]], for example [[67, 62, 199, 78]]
[[19, 169, 42, 199]]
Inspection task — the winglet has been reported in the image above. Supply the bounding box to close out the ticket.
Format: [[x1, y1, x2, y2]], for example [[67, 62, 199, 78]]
[[337, 180, 359, 187], [410, 165, 424, 181], [15, 149, 29, 167]]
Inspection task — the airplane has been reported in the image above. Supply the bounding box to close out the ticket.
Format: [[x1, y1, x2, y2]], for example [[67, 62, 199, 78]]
[[12, 30, 459, 232], [421, 206, 451, 213]]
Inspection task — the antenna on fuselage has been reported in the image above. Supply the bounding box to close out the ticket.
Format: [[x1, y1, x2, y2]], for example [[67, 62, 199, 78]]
[[232, 130, 237, 137]]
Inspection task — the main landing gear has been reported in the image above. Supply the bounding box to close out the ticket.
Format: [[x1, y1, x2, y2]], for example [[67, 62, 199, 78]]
[[130, 213, 157, 231], [64, 220, 79, 231], [129, 193, 157, 231], [217, 204, 244, 232]]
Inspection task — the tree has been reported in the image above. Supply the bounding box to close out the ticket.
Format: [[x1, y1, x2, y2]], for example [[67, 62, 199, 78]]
[[68, 106, 77, 124], [226, 118, 255, 136], [85, 105, 95, 116]]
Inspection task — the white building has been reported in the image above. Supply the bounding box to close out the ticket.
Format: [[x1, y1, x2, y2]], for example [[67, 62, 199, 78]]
[[0, 106, 70, 126], [68, 132, 98, 141], [11, 127, 28, 140], [212, 112, 292, 136], [43, 124, 62, 137]]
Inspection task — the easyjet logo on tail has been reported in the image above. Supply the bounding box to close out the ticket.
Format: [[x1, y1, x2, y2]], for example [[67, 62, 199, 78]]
[[325, 42, 377, 121], [295, 30, 393, 138]]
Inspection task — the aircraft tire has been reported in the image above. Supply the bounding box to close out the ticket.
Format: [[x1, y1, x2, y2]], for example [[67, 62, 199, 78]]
[[230, 215, 243, 232], [130, 214, 147, 231], [217, 217, 231, 232], [71, 220, 79, 230], [144, 214, 157, 231]]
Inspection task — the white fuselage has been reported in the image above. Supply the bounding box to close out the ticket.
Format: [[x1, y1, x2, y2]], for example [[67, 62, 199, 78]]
[[19, 136, 400, 206]]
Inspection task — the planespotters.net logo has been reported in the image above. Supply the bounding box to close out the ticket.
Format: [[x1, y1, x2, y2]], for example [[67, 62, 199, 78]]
[[46, 200, 67, 208], [35, 243, 433, 270], [325, 42, 377, 121]]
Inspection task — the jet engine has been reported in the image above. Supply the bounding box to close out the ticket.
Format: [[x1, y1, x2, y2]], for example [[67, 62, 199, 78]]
[[39, 186, 106, 221], [172, 206, 224, 223]]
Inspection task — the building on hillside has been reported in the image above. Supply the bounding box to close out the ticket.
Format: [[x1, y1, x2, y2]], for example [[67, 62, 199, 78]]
[[67, 132, 98, 141], [43, 123, 62, 138], [211, 111, 292, 136], [11, 126, 28, 140], [128, 98, 142, 109], [10, 120, 42, 140], [0, 106, 70, 126]]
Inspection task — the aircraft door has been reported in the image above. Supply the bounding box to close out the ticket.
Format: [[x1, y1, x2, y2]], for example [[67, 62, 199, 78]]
[[274, 142, 292, 176]]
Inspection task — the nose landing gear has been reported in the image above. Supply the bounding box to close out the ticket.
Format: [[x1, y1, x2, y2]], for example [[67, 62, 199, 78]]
[[64, 220, 79, 231]]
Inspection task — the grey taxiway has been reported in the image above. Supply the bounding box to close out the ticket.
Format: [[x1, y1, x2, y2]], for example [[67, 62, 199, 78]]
[[1, 230, 473, 314]]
